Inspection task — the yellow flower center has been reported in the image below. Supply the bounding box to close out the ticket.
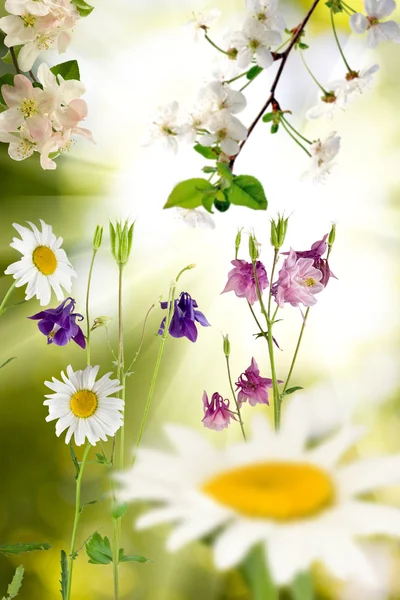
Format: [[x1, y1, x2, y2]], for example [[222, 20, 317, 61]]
[[22, 14, 36, 27], [32, 246, 57, 275], [304, 277, 317, 287], [19, 98, 36, 118], [202, 462, 335, 521], [70, 390, 98, 418]]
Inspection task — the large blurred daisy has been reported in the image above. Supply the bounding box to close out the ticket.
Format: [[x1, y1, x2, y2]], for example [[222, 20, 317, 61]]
[[44, 365, 124, 446], [4, 220, 76, 306], [117, 402, 400, 586]]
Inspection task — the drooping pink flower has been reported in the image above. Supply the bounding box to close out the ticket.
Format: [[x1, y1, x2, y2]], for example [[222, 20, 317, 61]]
[[274, 248, 324, 308], [222, 259, 269, 305], [202, 391, 237, 431], [285, 234, 336, 287], [236, 357, 279, 407]]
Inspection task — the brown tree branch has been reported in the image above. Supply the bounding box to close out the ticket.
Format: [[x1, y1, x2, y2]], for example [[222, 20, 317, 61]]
[[230, 0, 321, 171]]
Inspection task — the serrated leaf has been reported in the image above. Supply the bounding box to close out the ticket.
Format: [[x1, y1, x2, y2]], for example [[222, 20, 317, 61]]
[[193, 143, 219, 159], [227, 175, 267, 211], [85, 533, 113, 565], [112, 502, 127, 520], [71, 0, 94, 16], [164, 178, 216, 209], [281, 386, 304, 397], [247, 65, 263, 80], [291, 572, 315, 600], [5, 565, 24, 599], [50, 60, 80, 81], [0, 542, 51, 556], [60, 550, 68, 600], [0, 357, 16, 371], [118, 549, 150, 563], [0, 74, 14, 106]]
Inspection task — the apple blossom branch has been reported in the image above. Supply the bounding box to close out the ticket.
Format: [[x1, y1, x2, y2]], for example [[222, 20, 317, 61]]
[[230, 0, 321, 171]]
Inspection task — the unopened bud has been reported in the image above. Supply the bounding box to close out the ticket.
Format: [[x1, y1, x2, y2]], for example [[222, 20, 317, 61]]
[[235, 229, 242, 259], [270, 214, 289, 249], [91, 316, 112, 331], [328, 223, 336, 247], [223, 334, 230, 357], [93, 225, 103, 251], [248, 234, 259, 262], [109, 220, 134, 266]]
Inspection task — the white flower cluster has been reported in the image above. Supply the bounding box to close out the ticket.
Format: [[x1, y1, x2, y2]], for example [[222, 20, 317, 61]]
[[0, 0, 80, 72], [0, 64, 92, 169], [350, 0, 400, 48]]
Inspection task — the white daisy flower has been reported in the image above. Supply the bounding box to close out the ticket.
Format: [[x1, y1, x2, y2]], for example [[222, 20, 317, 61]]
[[117, 401, 400, 587], [44, 364, 124, 446], [4, 220, 76, 307]]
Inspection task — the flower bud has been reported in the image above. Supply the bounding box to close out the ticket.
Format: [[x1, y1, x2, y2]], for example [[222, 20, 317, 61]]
[[92, 225, 103, 251], [109, 220, 134, 266], [248, 234, 259, 262], [91, 316, 112, 331], [270, 214, 289, 249], [328, 223, 336, 247], [235, 229, 242, 259], [223, 334, 230, 357]]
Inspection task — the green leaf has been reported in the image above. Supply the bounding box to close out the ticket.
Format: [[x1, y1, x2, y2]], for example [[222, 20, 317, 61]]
[[227, 175, 267, 211], [71, 0, 94, 16], [247, 65, 263, 80], [0, 357, 16, 371], [1, 46, 21, 65], [291, 572, 315, 600], [95, 452, 110, 466], [271, 123, 279, 134], [281, 386, 304, 397], [201, 194, 215, 214], [85, 533, 113, 565], [240, 545, 278, 600], [69, 441, 80, 479], [201, 166, 217, 174], [0, 542, 51, 556], [81, 493, 107, 513], [262, 112, 275, 123], [216, 162, 233, 185], [118, 549, 150, 563], [50, 60, 80, 81], [0, 74, 14, 106], [112, 502, 128, 520], [193, 144, 219, 159], [164, 178, 216, 209], [60, 551, 68, 600], [5, 565, 24, 599]]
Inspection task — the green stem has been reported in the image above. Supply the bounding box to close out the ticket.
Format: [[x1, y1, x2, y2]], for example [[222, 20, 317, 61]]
[[204, 33, 228, 55], [280, 115, 312, 145], [225, 356, 246, 441], [275, 37, 291, 52], [300, 49, 330, 95], [267, 249, 279, 320], [85, 249, 98, 366], [66, 443, 91, 600], [240, 69, 262, 92], [340, 0, 356, 13], [330, 9, 353, 73], [113, 518, 119, 600], [226, 71, 248, 84], [280, 119, 312, 157], [0, 281, 16, 316], [282, 307, 310, 394]]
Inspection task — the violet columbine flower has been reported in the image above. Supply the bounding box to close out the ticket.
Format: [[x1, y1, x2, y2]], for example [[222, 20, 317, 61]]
[[285, 234, 336, 287], [236, 357, 280, 407], [29, 297, 86, 348], [222, 259, 269, 305], [274, 249, 324, 308], [158, 292, 210, 343], [202, 391, 237, 431]]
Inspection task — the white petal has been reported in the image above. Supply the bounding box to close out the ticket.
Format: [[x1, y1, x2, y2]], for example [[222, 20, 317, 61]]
[[350, 13, 368, 34], [337, 455, 400, 496], [213, 519, 272, 569], [306, 426, 364, 467]]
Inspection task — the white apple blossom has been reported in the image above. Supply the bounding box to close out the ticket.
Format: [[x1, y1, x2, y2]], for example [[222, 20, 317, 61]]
[[334, 64, 380, 101], [306, 86, 347, 120], [5, 0, 50, 17], [229, 18, 281, 69], [198, 81, 247, 115], [199, 108, 247, 156], [245, 0, 286, 33], [145, 101, 185, 153], [186, 8, 221, 41], [303, 132, 341, 184], [350, 0, 400, 48]]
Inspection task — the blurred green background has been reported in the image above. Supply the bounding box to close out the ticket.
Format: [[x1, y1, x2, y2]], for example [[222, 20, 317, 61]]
[[1, 0, 400, 598]]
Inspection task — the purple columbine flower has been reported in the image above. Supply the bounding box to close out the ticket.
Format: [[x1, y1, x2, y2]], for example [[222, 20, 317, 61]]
[[283, 234, 336, 287], [29, 297, 86, 348], [222, 259, 269, 305], [158, 292, 210, 343], [202, 391, 237, 431], [236, 357, 280, 407]]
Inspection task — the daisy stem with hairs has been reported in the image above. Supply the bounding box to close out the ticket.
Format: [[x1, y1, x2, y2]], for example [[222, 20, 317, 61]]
[[280, 120, 312, 156], [204, 33, 229, 55], [0, 281, 16, 316], [300, 49, 330, 95], [330, 9, 353, 73], [66, 443, 91, 600], [225, 355, 246, 441]]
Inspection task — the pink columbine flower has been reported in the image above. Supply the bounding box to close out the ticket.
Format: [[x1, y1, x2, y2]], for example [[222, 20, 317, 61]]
[[275, 248, 324, 308], [202, 391, 237, 431], [236, 357, 279, 407], [222, 259, 269, 305], [287, 234, 336, 287]]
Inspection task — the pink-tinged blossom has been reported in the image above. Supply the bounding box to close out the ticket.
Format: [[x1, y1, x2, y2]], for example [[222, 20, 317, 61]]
[[222, 259, 269, 305], [236, 357, 279, 407], [202, 391, 237, 431], [287, 235, 336, 287], [274, 249, 324, 308]]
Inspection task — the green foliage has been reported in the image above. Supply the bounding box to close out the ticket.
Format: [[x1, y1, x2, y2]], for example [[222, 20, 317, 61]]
[[193, 144, 219, 159], [0, 542, 51, 556], [216, 162, 233, 185], [281, 386, 304, 398], [0, 75, 14, 106], [95, 452, 111, 466], [240, 545, 278, 600], [69, 441, 80, 479], [112, 503, 128, 520], [1, 46, 21, 66], [71, 0, 94, 16], [2, 565, 24, 600], [60, 550, 68, 600], [164, 178, 216, 209], [262, 113, 275, 123], [80, 493, 107, 513], [290, 572, 315, 600], [271, 123, 279, 134], [0, 357, 16, 371], [50, 60, 80, 81], [227, 175, 267, 211], [326, 0, 343, 13], [247, 65, 263, 80], [85, 533, 113, 565], [118, 549, 150, 563]]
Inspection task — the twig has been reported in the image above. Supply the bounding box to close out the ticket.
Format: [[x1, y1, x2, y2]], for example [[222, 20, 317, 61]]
[[230, 0, 321, 170], [10, 47, 21, 75]]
